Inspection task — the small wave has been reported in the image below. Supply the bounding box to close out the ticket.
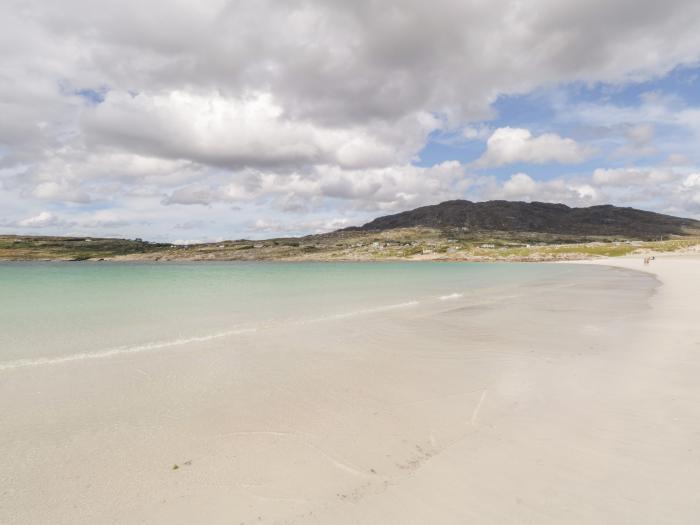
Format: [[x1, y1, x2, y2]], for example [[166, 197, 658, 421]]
[[0, 328, 257, 371], [0, 300, 423, 371], [439, 293, 464, 300], [300, 300, 420, 323]]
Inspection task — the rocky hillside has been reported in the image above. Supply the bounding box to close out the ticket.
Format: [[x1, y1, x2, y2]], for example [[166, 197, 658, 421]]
[[352, 200, 700, 239]]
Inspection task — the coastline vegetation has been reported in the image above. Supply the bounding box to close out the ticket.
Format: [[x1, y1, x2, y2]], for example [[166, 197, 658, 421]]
[[1, 230, 698, 262], [0, 236, 168, 261]]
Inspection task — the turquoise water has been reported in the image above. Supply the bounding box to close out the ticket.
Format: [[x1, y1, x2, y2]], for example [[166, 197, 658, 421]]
[[0, 262, 574, 367]]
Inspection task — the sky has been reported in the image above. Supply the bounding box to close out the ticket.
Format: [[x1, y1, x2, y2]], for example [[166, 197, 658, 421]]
[[2, 0, 700, 242]]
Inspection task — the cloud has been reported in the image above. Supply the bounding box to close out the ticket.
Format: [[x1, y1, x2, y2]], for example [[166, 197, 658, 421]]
[[83, 91, 436, 171], [2, 150, 204, 206], [161, 161, 468, 214], [627, 123, 654, 145], [679, 173, 700, 211], [562, 91, 700, 146], [475, 127, 591, 167], [501, 173, 538, 197], [251, 217, 353, 235], [30, 181, 92, 203], [592, 167, 678, 186], [3, 0, 700, 237], [611, 124, 657, 158], [162, 185, 218, 206], [463, 165, 700, 220], [683, 173, 700, 189], [479, 173, 602, 205], [17, 211, 65, 228], [461, 125, 492, 140]]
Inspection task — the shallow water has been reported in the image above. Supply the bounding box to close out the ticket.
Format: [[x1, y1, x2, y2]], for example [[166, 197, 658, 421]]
[[1, 261, 666, 524], [0, 261, 637, 368]]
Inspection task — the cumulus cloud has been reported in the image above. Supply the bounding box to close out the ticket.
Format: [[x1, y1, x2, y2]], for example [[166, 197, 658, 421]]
[[2, 150, 204, 206], [3, 0, 700, 237], [463, 166, 700, 219], [679, 173, 700, 211], [162, 186, 218, 206], [475, 127, 591, 167], [251, 217, 353, 235], [610, 124, 657, 158], [17, 212, 65, 228], [562, 92, 700, 152], [683, 173, 700, 189], [478, 173, 602, 205], [501, 173, 538, 198], [461, 125, 492, 140], [162, 161, 468, 213], [31, 181, 92, 204], [592, 167, 679, 186], [627, 124, 654, 145], [83, 91, 435, 171]]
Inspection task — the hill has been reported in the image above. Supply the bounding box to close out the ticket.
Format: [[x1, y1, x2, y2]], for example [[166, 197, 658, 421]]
[[2, 201, 700, 262], [352, 200, 700, 239]]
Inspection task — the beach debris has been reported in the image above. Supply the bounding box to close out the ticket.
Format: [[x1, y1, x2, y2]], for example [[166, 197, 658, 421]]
[[172, 460, 192, 470]]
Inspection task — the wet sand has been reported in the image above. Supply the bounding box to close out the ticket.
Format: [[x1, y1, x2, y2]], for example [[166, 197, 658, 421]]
[[2, 257, 699, 524]]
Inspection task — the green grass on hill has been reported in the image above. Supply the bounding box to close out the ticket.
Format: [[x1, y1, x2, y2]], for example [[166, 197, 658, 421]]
[[1, 232, 699, 262]]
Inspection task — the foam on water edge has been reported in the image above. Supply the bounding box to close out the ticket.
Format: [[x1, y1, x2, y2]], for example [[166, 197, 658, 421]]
[[0, 328, 259, 371], [0, 299, 429, 371]]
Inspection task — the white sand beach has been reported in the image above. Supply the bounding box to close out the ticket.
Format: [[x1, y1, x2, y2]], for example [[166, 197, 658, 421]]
[[5, 1, 700, 523], [1, 256, 699, 524]]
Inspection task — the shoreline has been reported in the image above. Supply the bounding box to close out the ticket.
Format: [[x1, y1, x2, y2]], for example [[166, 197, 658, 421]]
[[0, 250, 694, 264], [2, 255, 699, 524], [3, 231, 699, 263]]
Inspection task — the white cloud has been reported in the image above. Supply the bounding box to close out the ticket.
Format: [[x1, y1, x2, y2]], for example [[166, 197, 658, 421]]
[[162, 161, 468, 214], [562, 92, 700, 148], [501, 173, 538, 198], [251, 217, 353, 235], [683, 173, 700, 189], [17, 211, 64, 228], [463, 166, 700, 219], [31, 181, 92, 203], [475, 127, 591, 167], [461, 125, 492, 140], [83, 91, 436, 171], [2, 150, 204, 206], [681, 173, 700, 211], [3, 0, 700, 237], [479, 173, 603, 205], [592, 167, 678, 186], [611, 124, 656, 158], [162, 186, 218, 206], [627, 123, 654, 145], [666, 153, 692, 167]]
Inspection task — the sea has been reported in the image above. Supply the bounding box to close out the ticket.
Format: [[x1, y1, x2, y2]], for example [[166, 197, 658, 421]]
[[0, 261, 643, 370]]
